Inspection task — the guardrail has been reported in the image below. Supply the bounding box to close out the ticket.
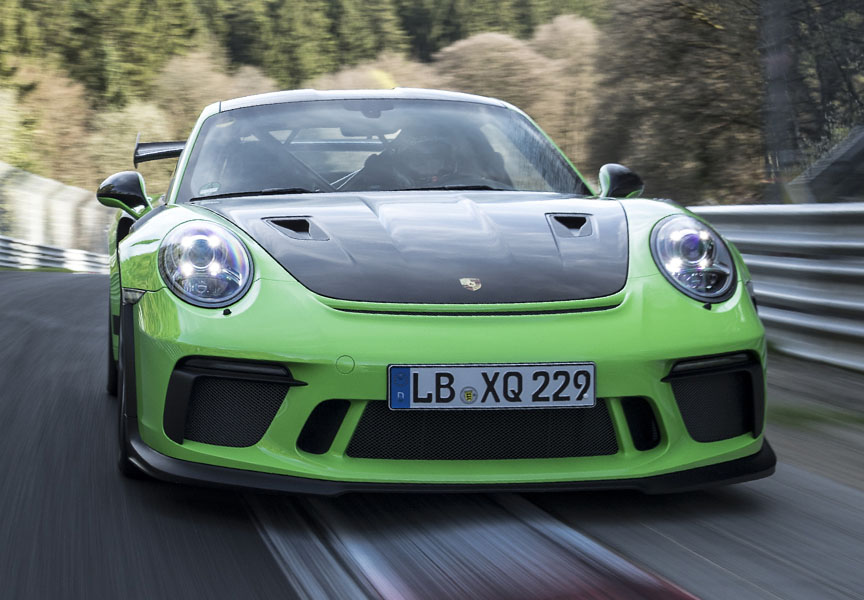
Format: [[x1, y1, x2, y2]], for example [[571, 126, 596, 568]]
[[0, 235, 108, 273], [692, 203, 864, 374], [0, 160, 113, 254]]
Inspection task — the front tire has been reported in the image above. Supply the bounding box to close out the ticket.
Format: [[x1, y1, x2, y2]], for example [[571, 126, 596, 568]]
[[107, 311, 118, 396], [116, 308, 146, 479]]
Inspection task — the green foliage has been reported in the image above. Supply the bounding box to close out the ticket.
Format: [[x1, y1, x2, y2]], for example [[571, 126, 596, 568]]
[[5, 0, 860, 204], [0, 0, 600, 105], [392, 0, 604, 59], [264, 0, 338, 86], [588, 0, 767, 204], [0, 87, 36, 171], [0, 50, 276, 191], [0, 0, 599, 101], [786, 0, 864, 164], [3, 0, 199, 106]]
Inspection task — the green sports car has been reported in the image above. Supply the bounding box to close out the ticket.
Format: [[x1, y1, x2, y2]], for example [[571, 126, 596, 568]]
[[98, 88, 775, 493]]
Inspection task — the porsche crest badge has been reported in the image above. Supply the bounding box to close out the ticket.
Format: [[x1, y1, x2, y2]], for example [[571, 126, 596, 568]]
[[460, 277, 482, 291]]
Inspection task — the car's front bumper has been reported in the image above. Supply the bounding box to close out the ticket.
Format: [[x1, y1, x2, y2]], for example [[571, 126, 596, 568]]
[[126, 273, 770, 490], [125, 414, 776, 495]]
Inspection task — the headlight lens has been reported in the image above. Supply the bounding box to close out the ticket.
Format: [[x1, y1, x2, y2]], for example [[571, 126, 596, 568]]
[[650, 215, 736, 302], [159, 221, 253, 307]]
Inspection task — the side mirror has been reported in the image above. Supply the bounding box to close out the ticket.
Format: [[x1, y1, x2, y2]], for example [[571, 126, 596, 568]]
[[598, 164, 645, 198], [96, 171, 151, 218]]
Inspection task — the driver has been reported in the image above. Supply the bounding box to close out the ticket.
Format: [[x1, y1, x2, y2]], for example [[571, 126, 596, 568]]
[[390, 131, 458, 187], [343, 125, 462, 191]]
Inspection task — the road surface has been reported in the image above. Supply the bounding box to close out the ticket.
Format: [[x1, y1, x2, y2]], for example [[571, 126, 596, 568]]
[[1, 272, 862, 599]]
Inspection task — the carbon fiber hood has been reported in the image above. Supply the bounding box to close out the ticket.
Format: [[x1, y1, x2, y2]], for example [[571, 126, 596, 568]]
[[198, 191, 628, 304]]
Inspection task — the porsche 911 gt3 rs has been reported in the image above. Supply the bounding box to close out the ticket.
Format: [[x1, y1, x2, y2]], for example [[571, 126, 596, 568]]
[[98, 88, 775, 494]]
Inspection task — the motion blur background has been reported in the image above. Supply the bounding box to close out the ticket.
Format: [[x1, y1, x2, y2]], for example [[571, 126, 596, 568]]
[[1, 2, 864, 599], [0, 0, 863, 203]]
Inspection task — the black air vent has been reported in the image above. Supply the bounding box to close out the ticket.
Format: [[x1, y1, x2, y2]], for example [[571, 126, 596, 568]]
[[277, 218, 310, 235], [548, 213, 593, 238], [670, 372, 753, 442], [664, 353, 764, 442], [162, 357, 305, 445], [183, 377, 290, 447], [621, 397, 661, 451], [267, 217, 329, 240], [297, 400, 351, 454]]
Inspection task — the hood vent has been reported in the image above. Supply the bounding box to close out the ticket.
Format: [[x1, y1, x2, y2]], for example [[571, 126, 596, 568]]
[[266, 217, 329, 241], [548, 214, 593, 238]]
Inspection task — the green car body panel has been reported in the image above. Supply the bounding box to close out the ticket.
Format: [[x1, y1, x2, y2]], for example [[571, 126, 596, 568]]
[[104, 89, 771, 492]]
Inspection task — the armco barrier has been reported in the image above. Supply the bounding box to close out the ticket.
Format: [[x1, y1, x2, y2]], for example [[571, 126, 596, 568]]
[[0, 161, 113, 254], [0, 235, 108, 273], [692, 203, 864, 374]]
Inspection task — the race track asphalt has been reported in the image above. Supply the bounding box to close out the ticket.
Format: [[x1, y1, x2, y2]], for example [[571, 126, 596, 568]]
[[1, 272, 862, 600]]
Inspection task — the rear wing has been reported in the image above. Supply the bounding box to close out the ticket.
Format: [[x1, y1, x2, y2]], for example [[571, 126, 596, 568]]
[[133, 133, 185, 168]]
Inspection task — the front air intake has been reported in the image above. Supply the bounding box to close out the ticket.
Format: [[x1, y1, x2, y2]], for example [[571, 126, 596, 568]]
[[621, 397, 661, 451], [183, 377, 291, 447], [163, 357, 305, 447], [296, 399, 351, 454], [665, 353, 764, 443], [346, 400, 618, 460]]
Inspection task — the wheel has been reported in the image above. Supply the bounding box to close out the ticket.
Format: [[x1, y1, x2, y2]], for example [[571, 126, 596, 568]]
[[106, 311, 118, 396], [116, 311, 146, 479]]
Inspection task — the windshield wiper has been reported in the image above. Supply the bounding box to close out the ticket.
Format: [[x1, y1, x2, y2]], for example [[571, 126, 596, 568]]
[[394, 185, 512, 192], [189, 187, 320, 202]]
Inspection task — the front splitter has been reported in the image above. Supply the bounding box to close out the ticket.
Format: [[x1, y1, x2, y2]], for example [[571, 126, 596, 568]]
[[125, 416, 776, 496]]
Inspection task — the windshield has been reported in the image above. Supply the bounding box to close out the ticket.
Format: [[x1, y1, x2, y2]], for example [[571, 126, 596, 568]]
[[176, 98, 590, 202]]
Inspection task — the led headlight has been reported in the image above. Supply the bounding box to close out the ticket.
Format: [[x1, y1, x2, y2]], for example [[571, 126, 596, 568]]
[[159, 221, 253, 307], [650, 215, 736, 303]]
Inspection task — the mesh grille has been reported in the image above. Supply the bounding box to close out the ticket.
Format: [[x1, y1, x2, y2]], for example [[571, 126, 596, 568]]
[[183, 377, 289, 447], [346, 400, 618, 460], [672, 371, 753, 443], [621, 397, 661, 451]]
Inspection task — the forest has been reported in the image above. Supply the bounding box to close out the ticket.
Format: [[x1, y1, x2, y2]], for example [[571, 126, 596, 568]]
[[0, 0, 862, 203]]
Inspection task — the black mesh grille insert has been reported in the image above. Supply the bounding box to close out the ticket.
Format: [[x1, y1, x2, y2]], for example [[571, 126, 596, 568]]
[[621, 397, 661, 451], [672, 371, 753, 442], [183, 377, 289, 447], [346, 400, 618, 460]]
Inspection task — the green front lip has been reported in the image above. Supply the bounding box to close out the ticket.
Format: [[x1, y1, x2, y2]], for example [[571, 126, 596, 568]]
[[129, 269, 765, 485]]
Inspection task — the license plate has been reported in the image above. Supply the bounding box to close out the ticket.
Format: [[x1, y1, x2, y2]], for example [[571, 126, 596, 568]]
[[388, 363, 596, 409]]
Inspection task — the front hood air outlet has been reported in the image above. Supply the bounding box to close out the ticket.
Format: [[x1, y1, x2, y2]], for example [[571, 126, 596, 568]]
[[267, 217, 329, 241]]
